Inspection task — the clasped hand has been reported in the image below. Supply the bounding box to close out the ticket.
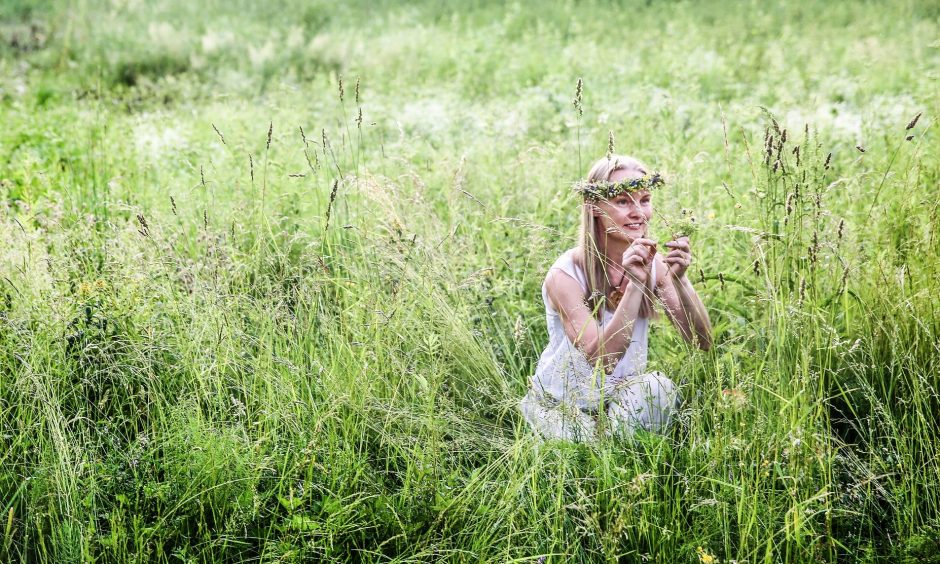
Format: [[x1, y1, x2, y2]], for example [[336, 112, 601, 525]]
[[621, 236, 693, 284]]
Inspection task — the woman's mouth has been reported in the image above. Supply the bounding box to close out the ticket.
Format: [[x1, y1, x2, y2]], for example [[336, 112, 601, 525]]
[[624, 223, 644, 229]]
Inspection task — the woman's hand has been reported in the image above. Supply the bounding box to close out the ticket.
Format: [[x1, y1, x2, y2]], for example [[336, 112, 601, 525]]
[[621, 238, 657, 286], [664, 236, 692, 279]]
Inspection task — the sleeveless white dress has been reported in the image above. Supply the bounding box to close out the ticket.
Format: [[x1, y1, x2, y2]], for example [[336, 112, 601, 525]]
[[520, 248, 678, 442]]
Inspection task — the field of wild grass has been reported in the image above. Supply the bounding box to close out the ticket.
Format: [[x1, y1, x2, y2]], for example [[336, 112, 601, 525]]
[[1, 0, 939, 561]]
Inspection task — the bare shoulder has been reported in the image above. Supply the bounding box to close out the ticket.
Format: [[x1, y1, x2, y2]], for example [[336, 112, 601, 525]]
[[544, 248, 585, 313]]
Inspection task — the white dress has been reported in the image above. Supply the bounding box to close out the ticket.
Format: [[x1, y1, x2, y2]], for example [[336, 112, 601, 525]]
[[520, 248, 679, 442]]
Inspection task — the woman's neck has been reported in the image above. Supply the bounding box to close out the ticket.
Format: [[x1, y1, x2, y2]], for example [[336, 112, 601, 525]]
[[598, 235, 632, 287]]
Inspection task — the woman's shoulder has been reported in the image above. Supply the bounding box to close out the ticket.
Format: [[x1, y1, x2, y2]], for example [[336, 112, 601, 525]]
[[553, 247, 581, 268], [545, 247, 585, 291], [546, 247, 583, 277]]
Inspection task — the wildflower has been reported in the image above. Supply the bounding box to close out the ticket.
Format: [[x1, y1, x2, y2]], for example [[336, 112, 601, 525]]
[[697, 546, 718, 564], [628, 473, 652, 496], [720, 388, 748, 410], [666, 208, 698, 239], [78, 282, 94, 297]]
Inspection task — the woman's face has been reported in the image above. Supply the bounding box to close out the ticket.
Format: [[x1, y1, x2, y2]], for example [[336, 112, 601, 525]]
[[592, 169, 653, 242]]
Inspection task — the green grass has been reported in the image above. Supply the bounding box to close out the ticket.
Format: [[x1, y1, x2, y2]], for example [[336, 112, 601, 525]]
[[1, 0, 939, 561]]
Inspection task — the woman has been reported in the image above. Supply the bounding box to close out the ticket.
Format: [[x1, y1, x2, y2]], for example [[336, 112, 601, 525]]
[[520, 155, 712, 442]]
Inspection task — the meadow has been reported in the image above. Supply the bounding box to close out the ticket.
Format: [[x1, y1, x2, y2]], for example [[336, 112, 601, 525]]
[[1, 0, 938, 561]]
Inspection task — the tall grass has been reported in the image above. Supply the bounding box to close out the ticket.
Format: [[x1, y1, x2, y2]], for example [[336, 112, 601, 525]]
[[1, 0, 938, 561]]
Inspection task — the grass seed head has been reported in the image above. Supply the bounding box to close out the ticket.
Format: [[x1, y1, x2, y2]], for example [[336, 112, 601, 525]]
[[325, 179, 339, 229], [573, 77, 584, 116], [905, 112, 921, 130], [136, 213, 149, 237], [212, 123, 225, 145]]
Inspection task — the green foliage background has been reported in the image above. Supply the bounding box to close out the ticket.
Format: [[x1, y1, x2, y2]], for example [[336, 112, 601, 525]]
[[1, 0, 938, 561]]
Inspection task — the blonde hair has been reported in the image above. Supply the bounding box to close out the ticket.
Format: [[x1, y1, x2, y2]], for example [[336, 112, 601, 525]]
[[574, 155, 657, 321]]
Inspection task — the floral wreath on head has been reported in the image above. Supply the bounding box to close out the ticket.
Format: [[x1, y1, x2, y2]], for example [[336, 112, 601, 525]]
[[572, 172, 665, 201]]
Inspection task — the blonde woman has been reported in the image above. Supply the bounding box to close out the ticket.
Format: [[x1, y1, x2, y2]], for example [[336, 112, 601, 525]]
[[520, 155, 712, 442]]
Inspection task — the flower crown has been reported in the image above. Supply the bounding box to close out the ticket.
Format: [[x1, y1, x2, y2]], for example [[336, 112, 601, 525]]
[[572, 172, 665, 201]]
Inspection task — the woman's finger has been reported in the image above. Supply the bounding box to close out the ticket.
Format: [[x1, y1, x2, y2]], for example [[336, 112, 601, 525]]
[[664, 257, 690, 266], [665, 239, 691, 252], [665, 253, 690, 264]]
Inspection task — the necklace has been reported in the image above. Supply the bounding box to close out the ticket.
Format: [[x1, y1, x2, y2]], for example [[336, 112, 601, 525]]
[[606, 270, 628, 309]]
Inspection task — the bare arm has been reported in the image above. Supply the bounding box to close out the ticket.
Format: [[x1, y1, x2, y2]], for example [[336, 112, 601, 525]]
[[545, 269, 647, 374], [654, 253, 712, 350]]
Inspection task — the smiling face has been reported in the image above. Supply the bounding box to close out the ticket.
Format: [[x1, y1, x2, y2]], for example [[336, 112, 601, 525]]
[[591, 168, 653, 243]]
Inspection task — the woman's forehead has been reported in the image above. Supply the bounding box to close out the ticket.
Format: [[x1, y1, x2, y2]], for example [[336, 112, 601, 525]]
[[608, 168, 647, 182]]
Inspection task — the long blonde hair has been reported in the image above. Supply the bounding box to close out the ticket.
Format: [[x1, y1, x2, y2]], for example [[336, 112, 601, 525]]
[[574, 155, 657, 321]]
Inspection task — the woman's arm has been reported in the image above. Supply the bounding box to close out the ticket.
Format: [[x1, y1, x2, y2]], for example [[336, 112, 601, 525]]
[[545, 269, 648, 374], [654, 253, 712, 350]]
